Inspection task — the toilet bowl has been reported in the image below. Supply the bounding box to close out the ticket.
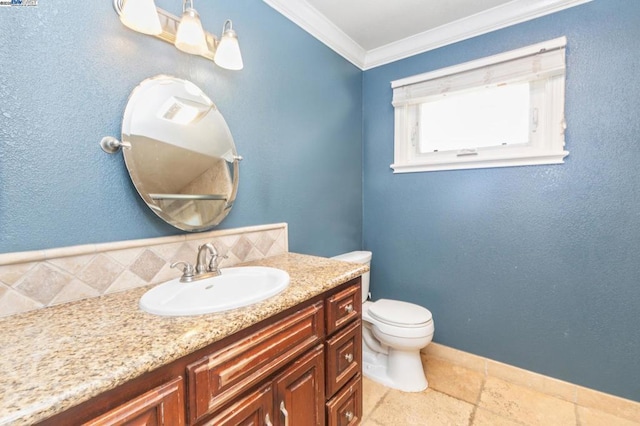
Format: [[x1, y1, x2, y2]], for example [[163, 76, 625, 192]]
[[332, 251, 434, 392]]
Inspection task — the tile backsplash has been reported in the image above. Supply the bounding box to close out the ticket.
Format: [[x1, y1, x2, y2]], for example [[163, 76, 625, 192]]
[[0, 223, 288, 318]]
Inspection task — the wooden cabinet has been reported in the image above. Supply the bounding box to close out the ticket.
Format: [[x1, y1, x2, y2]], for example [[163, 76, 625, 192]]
[[325, 319, 361, 397], [325, 284, 361, 335], [326, 376, 362, 426], [186, 302, 324, 424], [274, 345, 326, 425], [204, 345, 326, 426], [83, 377, 184, 426], [41, 278, 362, 426], [324, 282, 363, 426], [202, 383, 273, 426]]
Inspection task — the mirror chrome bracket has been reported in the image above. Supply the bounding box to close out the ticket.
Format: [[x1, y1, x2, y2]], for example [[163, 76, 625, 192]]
[[100, 136, 131, 154]]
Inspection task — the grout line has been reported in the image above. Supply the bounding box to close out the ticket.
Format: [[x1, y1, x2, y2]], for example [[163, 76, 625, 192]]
[[468, 375, 487, 426], [574, 403, 582, 426], [470, 373, 534, 426], [474, 374, 487, 406], [361, 382, 391, 423]]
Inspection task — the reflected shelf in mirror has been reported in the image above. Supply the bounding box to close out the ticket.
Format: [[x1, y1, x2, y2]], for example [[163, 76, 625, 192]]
[[149, 194, 228, 201]]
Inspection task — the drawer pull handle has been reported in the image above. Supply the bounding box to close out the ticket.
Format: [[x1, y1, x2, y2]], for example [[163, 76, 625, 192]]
[[345, 411, 354, 421], [280, 401, 289, 426], [344, 353, 354, 363], [265, 413, 273, 426], [345, 304, 354, 314]]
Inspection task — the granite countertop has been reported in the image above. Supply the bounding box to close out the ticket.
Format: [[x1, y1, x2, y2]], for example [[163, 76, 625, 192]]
[[0, 253, 368, 426]]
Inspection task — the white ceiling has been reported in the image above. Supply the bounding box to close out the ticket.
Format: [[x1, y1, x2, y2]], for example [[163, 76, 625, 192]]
[[263, 0, 592, 70], [304, 0, 513, 51]]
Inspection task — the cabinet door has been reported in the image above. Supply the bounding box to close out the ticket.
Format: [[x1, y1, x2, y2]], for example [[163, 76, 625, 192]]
[[82, 377, 184, 426], [203, 383, 273, 426], [274, 345, 325, 426]]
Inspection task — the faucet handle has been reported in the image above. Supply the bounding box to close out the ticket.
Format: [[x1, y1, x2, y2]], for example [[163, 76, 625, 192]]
[[208, 253, 229, 272], [170, 261, 195, 282]]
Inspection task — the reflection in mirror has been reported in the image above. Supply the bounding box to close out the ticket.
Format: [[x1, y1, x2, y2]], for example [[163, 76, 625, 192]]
[[121, 75, 239, 231]]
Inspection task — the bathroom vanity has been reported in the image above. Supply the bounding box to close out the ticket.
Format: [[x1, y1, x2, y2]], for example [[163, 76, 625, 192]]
[[0, 253, 366, 426]]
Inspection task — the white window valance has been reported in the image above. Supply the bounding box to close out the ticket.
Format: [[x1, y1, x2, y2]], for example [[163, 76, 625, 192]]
[[390, 37, 569, 173], [392, 37, 566, 107]]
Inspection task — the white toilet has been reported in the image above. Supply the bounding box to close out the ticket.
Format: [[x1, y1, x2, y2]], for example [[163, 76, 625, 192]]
[[332, 251, 434, 392]]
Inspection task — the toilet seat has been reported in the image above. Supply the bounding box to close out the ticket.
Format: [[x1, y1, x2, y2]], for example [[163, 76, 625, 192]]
[[368, 299, 432, 327], [363, 300, 434, 339]]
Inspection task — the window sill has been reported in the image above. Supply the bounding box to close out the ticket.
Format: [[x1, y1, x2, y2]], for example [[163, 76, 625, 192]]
[[390, 150, 569, 173]]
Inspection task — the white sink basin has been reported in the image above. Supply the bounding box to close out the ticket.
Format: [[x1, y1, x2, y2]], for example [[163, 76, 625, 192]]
[[139, 266, 290, 316]]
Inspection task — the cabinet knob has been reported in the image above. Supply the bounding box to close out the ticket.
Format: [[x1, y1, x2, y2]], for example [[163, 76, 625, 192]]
[[345, 411, 354, 421], [344, 353, 354, 363], [345, 304, 354, 313]]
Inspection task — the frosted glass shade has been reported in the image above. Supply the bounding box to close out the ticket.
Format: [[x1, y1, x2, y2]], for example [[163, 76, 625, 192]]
[[119, 0, 162, 35], [174, 8, 208, 55], [214, 29, 243, 70]]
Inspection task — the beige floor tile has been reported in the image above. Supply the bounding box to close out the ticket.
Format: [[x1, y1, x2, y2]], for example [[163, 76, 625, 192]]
[[423, 356, 485, 404], [478, 377, 576, 426], [368, 388, 474, 425], [361, 419, 385, 426], [472, 408, 524, 426], [363, 377, 390, 419], [577, 406, 640, 426]]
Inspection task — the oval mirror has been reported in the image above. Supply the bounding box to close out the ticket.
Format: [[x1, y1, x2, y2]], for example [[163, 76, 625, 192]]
[[120, 75, 239, 231]]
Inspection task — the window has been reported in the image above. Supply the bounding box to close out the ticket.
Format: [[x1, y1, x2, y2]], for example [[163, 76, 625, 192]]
[[391, 37, 568, 173]]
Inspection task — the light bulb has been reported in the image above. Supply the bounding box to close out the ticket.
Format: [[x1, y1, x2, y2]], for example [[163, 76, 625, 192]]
[[174, 8, 208, 55], [119, 0, 162, 35], [214, 20, 243, 70]]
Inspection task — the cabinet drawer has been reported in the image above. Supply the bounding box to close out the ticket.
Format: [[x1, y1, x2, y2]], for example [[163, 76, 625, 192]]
[[325, 319, 361, 398], [187, 302, 324, 424], [83, 377, 184, 426], [326, 374, 362, 426], [203, 383, 273, 426], [325, 281, 361, 335]]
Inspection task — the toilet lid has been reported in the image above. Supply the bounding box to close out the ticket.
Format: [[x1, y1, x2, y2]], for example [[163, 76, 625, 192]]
[[368, 299, 432, 327]]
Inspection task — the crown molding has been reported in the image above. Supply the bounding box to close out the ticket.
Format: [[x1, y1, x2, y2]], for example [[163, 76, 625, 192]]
[[364, 0, 592, 69], [263, 0, 592, 71]]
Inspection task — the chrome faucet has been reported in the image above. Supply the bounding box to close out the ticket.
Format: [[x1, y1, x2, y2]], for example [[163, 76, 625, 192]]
[[196, 243, 217, 275], [171, 243, 228, 282]]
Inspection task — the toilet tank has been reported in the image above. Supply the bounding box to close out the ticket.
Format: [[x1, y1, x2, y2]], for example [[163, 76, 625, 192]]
[[331, 251, 372, 302]]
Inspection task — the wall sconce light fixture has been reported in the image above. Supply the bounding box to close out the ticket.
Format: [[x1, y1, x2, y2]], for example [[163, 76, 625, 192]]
[[113, 0, 244, 70]]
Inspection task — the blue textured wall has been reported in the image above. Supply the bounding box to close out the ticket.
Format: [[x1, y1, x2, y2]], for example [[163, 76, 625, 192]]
[[363, 0, 640, 401], [3, 0, 639, 403], [0, 0, 363, 256]]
